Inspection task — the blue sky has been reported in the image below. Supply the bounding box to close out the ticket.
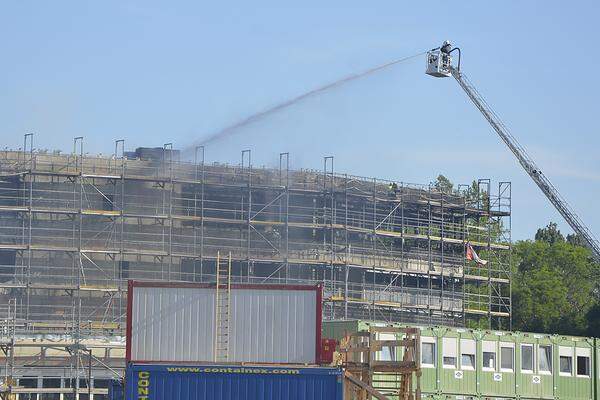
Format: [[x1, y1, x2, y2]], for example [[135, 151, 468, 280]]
[[1, 1, 599, 241]]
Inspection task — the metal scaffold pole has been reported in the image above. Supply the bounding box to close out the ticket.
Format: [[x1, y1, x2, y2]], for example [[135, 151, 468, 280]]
[[24, 133, 33, 327], [195, 145, 205, 282], [242, 149, 252, 282], [74, 135, 84, 396], [344, 173, 349, 319], [164, 142, 174, 281], [323, 156, 334, 318], [279, 152, 290, 283]]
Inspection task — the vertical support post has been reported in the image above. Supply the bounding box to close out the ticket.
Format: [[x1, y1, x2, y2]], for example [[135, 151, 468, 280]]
[[214, 250, 220, 362], [73, 135, 84, 396], [242, 150, 251, 281], [113, 139, 124, 173], [507, 182, 512, 330], [440, 188, 445, 321], [497, 181, 512, 330], [400, 185, 405, 323], [88, 348, 92, 398], [279, 153, 290, 282], [23, 134, 34, 325], [344, 174, 349, 319], [73, 136, 83, 170], [115, 140, 126, 322], [478, 178, 492, 329], [427, 184, 432, 325], [195, 146, 205, 282], [164, 143, 173, 281], [461, 185, 467, 327], [323, 156, 334, 318], [371, 178, 376, 321]]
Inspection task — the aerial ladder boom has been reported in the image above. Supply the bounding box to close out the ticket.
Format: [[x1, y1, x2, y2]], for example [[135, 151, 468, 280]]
[[426, 41, 600, 262]]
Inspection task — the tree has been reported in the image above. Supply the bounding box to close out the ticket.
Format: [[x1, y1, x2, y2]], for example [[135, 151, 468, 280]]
[[511, 222, 600, 336], [534, 222, 564, 244], [586, 305, 600, 337], [566, 233, 586, 247], [433, 174, 453, 193]]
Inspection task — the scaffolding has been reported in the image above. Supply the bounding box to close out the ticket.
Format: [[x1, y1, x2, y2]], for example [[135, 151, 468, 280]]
[[0, 140, 511, 395], [340, 326, 422, 400]]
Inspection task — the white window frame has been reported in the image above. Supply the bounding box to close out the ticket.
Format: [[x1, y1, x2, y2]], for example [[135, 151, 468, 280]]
[[559, 346, 573, 377], [421, 337, 436, 369], [521, 344, 534, 374], [442, 337, 457, 369], [538, 344, 552, 375], [576, 348, 591, 378], [460, 339, 476, 371], [500, 342, 515, 372], [482, 341, 496, 372]]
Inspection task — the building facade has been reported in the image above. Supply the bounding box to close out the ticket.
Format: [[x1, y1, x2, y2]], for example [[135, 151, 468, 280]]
[[0, 146, 511, 398]]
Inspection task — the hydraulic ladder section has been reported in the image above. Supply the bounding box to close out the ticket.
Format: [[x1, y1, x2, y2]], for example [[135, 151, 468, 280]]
[[426, 42, 600, 262], [214, 251, 232, 362], [451, 67, 600, 262]]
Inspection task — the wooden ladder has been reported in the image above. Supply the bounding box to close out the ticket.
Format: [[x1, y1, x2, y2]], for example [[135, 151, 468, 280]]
[[214, 251, 232, 363]]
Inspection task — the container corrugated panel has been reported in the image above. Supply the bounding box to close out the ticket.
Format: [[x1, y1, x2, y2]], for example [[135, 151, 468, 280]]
[[127, 281, 321, 364], [125, 363, 343, 400], [323, 320, 598, 400], [130, 286, 215, 362], [229, 288, 317, 363], [554, 335, 595, 400]]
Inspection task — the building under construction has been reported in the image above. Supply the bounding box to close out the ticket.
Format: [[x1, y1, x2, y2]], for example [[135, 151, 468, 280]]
[[0, 144, 511, 397]]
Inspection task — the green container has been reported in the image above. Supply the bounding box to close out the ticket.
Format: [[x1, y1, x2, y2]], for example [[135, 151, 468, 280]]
[[323, 320, 597, 400]]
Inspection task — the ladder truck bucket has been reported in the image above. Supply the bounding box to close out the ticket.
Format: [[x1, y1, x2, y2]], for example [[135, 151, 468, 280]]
[[426, 49, 452, 77]]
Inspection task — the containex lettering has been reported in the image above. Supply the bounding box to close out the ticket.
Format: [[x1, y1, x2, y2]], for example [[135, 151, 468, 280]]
[[166, 367, 300, 374], [137, 371, 150, 400]]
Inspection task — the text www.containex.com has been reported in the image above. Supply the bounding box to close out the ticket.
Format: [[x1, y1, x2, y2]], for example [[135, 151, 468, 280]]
[[165, 367, 300, 374]]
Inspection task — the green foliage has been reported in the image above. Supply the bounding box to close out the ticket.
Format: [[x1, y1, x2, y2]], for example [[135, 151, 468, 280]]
[[586, 305, 600, 336], [566, 233, 586, 247], [534, 222, 564, 244], [433, 174, 454, 193], [512, 222, 600, 337], [466, 317, 490, 330], [464, 180, 490, 211]]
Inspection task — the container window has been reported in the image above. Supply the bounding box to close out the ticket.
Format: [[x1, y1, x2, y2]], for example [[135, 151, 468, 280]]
[[482, 341, 496, 371], [462, 354, 475, 369], [560, 356, 573, 375], [577, 356, 590, 377], [538, 345, 552, 374], [442, 337, 457, 369], [461, 339, 476, 370], [521, 344, 533, 373], [483, 352, 496, 371], [443, 356, 457, 368], [421, 342, 436, 367], [559, 346, 573, 376], [500, 346, 514, 371]]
